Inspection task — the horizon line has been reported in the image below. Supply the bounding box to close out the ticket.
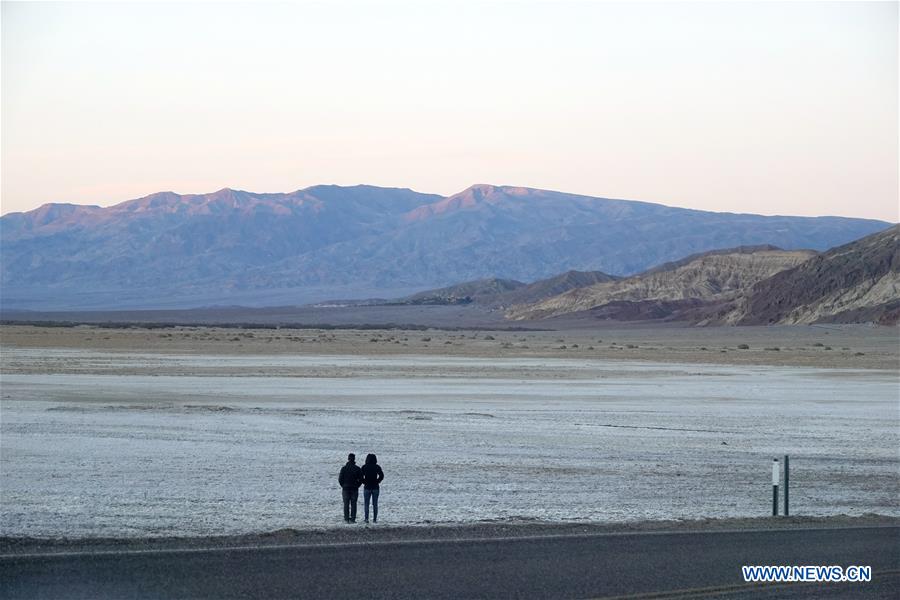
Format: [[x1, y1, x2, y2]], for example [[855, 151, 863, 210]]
[[1, 183, 894, 224]]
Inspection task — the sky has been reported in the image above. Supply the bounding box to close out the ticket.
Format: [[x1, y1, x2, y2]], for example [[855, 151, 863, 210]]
[[2, 1, 897, 221]]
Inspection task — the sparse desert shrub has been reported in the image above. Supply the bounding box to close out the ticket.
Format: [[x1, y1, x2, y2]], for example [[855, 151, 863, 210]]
[[812, 342, 825, 347], [626, 344, 637, 349], [571, 344, 578, 348], [421, 337, 431, 342], [700, 347, 708, 351], [765, 347, 780, 351], [855, 352, 865, 356], [737, 344, 750, 350], [483, 335, 495, 340], [824, 346, 832, 350], [587, 346, 594, 350]]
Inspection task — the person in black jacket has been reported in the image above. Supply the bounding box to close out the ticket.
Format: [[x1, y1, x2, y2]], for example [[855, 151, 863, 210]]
[[360, 453, 384, 523], [338, 453, 363, 523]]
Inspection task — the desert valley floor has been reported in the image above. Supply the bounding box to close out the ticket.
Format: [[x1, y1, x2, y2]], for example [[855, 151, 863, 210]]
[[1, 324, 897, 538]]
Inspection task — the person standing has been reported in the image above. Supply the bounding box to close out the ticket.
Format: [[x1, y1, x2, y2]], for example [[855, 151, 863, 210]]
[[338, 453, 362, 523], [360, 453, 384, 523]]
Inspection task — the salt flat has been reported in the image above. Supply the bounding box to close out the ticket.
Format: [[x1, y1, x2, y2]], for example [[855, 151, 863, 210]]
[[1, 345, 897, 538]]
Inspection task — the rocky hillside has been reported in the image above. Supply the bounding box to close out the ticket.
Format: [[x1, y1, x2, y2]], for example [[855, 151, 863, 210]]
[[399, 278, 527, 305], [1, 184, 888, 310], [721, 225, 900, 325], [383, 270, 620, 307], [507, 247, 816, 320], [497, 271, 620, 307]]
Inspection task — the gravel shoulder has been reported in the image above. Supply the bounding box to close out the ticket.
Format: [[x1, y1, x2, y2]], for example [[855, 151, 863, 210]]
[[2, 515, 897, 556]]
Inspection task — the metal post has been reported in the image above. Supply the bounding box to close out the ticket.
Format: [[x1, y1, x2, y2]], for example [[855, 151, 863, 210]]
[[772, 459, 779, 516], [784, 455, 789, 517]]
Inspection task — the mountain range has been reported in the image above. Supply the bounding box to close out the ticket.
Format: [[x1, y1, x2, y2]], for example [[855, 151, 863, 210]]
[[381, 227, 898, 326], [0, 184, 891, 310]]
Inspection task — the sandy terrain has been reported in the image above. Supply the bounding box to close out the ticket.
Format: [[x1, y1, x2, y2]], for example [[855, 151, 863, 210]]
[[1, 323, 897, 371]]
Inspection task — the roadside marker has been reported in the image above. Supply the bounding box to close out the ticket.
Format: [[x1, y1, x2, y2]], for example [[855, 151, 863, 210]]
[[784, 455, 790, 517], [772, 459, 779, 516]]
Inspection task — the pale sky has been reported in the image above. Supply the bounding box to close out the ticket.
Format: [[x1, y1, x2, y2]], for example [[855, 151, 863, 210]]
[[2, 1, 897, 220]]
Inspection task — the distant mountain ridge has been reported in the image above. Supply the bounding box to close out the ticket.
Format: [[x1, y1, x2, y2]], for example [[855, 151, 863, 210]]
[[342, 270, 621, 308], [1, 184, 890, 310], [401, 278, 527, 305]]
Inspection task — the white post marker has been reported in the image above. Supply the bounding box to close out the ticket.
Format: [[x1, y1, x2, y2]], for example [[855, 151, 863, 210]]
[[772, 458, 779, 516]]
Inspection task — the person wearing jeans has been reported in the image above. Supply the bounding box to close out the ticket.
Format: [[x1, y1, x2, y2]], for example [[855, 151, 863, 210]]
[[360, 453, 384, 523]]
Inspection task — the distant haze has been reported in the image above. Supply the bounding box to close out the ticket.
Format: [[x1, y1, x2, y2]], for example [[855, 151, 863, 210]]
[[2, 1, 897, 221]]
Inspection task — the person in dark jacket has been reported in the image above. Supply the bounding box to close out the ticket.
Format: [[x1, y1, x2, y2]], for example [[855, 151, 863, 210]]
[[338, 453, 363, 522], [360, 453, 384, 523]]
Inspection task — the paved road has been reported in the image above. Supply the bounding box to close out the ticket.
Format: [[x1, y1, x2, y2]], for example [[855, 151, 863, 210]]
[[2, 527, 898, 599]]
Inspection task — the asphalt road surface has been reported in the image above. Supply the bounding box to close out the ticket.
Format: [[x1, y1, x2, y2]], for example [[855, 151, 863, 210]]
[[2, 526, 898, 599]]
